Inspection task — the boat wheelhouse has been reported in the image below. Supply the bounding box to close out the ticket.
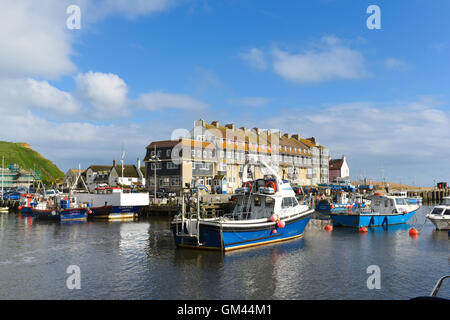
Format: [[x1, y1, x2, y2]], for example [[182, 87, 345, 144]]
[[171, 158, 314, 252]]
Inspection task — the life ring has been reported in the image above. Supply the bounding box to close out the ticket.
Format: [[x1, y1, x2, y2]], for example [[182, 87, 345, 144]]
[[242, 182, 252, 192], [265, 181, 277, 192]]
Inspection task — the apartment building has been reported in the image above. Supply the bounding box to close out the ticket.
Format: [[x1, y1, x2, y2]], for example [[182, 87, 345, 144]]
[[143, 119, 329, 194]]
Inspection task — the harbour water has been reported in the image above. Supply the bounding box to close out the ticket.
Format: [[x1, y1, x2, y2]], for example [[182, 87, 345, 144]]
[[0, 205, 448, 300]]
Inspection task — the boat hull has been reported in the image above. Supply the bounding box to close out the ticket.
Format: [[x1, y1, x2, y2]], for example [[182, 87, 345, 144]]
[[171, 210, 313, 251], [426, 215, 450, 230], [88, 205, 139, 220], [330, 209, 417, 228], [32, 208, 88, 221]]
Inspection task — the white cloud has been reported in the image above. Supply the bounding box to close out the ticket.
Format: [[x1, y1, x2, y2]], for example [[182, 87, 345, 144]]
[[0, 77, 79, 116], [384, 58, 413, 71], [98, 0, 176, 18], [260, 97, 450, 184], [239, 48, 267, 70], [75, 71, 129, 118], [272, 36, 368, 83], [0, 0, 76, 79], [136, 92, 209, 110], [229, 97, 272, 107]]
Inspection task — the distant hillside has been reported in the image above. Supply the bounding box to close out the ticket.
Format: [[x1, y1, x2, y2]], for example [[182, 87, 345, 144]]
[[0, 141, 64, 185], [352, 180, 432, 191]]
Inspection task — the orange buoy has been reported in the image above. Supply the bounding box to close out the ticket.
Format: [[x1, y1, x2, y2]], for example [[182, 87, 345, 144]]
[[272, 229, 277, 234], [18, 206, 22, 210], [359, 227, 368, 233], [409, 228, 419, 236], [324, 225, 333, 231], [277, 220, 286, 228]]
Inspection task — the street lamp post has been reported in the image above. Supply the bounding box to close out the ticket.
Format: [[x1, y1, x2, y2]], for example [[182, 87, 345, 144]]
[[151, 145, 160, 204]]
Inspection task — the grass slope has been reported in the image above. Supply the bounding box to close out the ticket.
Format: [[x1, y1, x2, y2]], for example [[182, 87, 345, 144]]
[[0, 141, 64, 185]]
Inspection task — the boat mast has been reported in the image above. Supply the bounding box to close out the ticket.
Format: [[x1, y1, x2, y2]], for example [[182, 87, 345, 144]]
[[1, 156, 3, 196]]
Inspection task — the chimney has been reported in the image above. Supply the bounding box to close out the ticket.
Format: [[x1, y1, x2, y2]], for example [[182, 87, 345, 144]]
[[225, 123, 235, 130], [240, 126, 247, 132], [211, 121, 220, 128], [113, 159, 116, 167], [252, 128, 261, 135], [194, 119, 206, 127], [307, 137, 316, 145], [292, 134, 301, 141], [283, 133, 291, 139]]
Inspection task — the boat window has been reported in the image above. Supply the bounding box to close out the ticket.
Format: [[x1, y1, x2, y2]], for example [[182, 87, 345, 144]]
[[384, 200, 389, 207], [281, 197, 297, 208], [444, 209, 450, 216], [395, 198, 406, 205], [253, 196, 261, 207], [282, 198, 290, 208], [431, 208, 444, 215], [265, 197, 274, 208]]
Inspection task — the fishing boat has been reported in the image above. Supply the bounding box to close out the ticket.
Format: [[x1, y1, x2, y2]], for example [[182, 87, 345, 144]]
[[18, 193, 36, 214], [426, 196, 450, 230], [330, 193, 419, 228], [170, 158, 314, 252], [32, 196, 88, 222], [75, 187, 149, 220]]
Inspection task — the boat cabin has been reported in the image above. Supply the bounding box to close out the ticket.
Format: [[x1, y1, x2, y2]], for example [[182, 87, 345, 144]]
[[231, 193, 300, 220], [391, 191, 407, 198], [441, 197, 450, 206], [370, 194, 413, 214]]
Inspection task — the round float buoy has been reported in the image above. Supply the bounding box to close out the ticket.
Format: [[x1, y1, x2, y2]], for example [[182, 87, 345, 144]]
[[359, 227, 368, 233], [88, 210, 92, 214], [409, 228, 419, 236], [277, 220, 286, 228], [270, 214, 278, 222], [324, 225, 333, 231], [18, 206, 22, 210], [272, 229, 277, 234]]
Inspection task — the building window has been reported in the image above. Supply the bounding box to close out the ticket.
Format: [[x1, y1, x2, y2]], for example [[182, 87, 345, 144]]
[[167, 162, 179, 169], [151, 163, 162, 170], [171, 177, 180, 186], [166, 149, 171, 157]]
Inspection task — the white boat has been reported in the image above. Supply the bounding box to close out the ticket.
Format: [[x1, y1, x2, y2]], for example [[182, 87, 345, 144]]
[[0, 207, 8, 212], [426, 196, 450, 230], [74, 187, 149, 219]]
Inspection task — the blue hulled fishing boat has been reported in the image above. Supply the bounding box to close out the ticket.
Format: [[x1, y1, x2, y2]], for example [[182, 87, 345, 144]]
[[330, 193, 419, 228], [171, 158, 314, 252], [32, 196, 88, 222]]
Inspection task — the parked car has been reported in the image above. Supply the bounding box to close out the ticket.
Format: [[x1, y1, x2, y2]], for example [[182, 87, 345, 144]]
[[42, 189, 62, 197], [3, 192, 20, 201]]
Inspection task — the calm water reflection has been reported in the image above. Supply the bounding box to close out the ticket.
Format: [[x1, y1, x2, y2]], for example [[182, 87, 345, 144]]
[[0, 206, 448, 300]]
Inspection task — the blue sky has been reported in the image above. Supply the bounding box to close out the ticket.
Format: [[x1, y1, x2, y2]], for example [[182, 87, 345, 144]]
[[1, 0, 449, 186]]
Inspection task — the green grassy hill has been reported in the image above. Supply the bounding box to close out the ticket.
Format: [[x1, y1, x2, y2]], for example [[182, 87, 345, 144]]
[[0, 141, 64, 185]]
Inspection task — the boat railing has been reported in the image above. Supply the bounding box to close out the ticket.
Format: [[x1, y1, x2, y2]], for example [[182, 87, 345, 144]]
[[430, 275, 450, 297]]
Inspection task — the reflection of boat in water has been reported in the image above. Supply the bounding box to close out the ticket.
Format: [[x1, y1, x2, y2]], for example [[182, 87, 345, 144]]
[[171, 157, 314, 252], [330, 194, 419, 228], [426, 196, 450, 230]]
